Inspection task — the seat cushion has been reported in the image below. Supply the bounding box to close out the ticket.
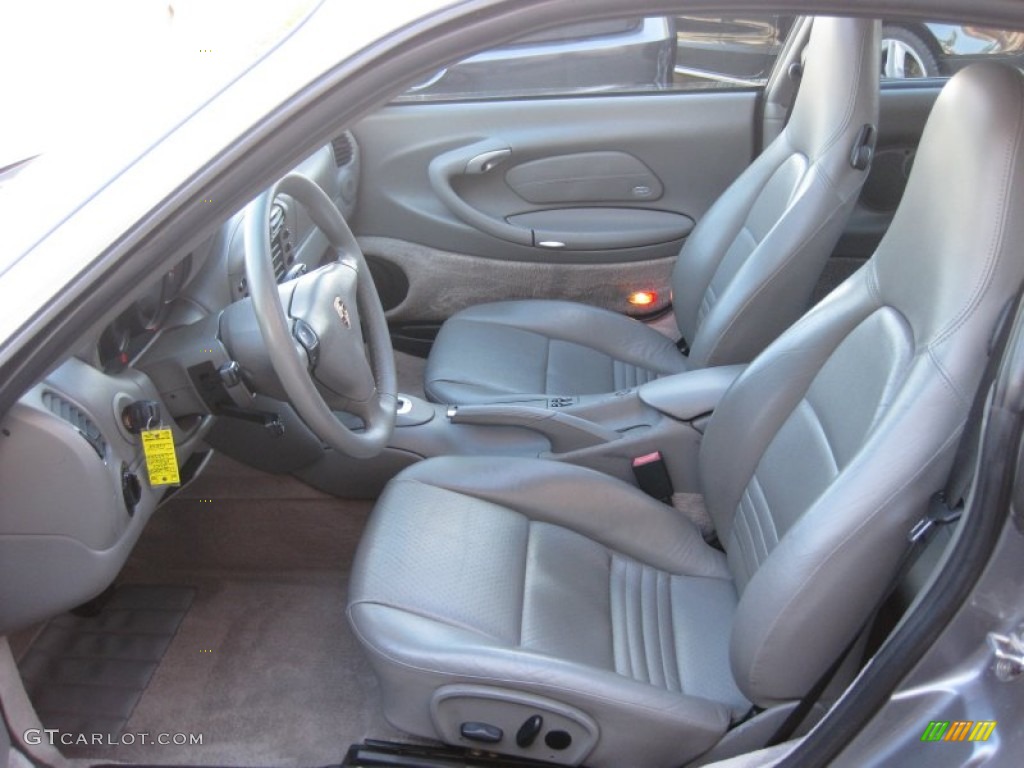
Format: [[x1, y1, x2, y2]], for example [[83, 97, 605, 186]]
[[423, 300, 689, 404], [348, 457, 748, 768]]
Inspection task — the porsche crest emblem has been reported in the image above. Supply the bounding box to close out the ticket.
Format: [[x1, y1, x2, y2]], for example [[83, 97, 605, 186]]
[[333, 297, 351, 328]]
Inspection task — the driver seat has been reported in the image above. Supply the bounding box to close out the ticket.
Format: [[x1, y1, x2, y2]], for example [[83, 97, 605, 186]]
[[423, 17, 880, 404], [349, 64, 1024, 768]]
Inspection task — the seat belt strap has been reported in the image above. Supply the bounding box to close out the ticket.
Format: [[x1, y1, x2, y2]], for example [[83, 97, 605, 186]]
[[940, 291, 1022, 513], [912, 290, 1021, 549], [764, 288, 1022, 748], [762, 510, 940, 747]]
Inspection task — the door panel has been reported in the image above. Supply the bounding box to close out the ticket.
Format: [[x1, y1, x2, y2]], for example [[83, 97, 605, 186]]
[[505, 208, 693, 250], [351, 91, 758, 326], [504, 151, 663, 205], [360, 235, 679, 356]]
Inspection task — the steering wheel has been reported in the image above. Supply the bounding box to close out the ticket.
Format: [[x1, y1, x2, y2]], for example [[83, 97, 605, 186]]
[[243, 173, 396, 459]]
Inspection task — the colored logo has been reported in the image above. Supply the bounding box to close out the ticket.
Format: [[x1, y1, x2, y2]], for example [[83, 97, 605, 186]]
[[920, 721, 996, 742], [333, 297, 352, 328]]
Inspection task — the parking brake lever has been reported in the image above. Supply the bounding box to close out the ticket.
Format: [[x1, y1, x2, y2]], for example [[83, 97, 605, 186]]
[[447, 404, 618, 454]]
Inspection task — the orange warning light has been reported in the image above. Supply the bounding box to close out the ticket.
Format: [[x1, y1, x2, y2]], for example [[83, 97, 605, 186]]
[[628, 290, 658, 307]]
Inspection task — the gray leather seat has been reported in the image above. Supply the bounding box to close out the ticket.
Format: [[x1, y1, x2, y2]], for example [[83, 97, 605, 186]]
[[350, 63, 1024, 768], [424, 17, 880, 404]]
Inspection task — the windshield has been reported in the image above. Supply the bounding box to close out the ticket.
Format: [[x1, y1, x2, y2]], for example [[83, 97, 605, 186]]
[[0, 0, 320, 175]]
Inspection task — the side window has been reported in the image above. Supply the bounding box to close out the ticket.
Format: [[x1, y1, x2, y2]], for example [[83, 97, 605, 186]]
[[393, 17, 1024, 100], [673, 15, 795, 87], [880, 23, 1024, 79], [394, 15, 794, 102]]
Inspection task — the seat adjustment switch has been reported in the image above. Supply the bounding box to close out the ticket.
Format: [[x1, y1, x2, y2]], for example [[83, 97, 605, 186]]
[[545, 730, 572, 751], [515, 715, 543, 748], [460, 722, 502, 744]]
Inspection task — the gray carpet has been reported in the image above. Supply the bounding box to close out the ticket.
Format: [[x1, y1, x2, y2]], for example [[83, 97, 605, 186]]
[[23, 455, 419, 766], [362, 235, 677, 325]]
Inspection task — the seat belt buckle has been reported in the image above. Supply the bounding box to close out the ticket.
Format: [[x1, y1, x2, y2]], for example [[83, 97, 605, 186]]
[[910, 492, 964, 543], [632, 451, 674, 503]]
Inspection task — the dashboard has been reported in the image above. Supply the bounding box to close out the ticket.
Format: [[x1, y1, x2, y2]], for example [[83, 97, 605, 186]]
[[0, 132, 361, 634], [97, 134, 361, 373], [97, 254, 194, 374]]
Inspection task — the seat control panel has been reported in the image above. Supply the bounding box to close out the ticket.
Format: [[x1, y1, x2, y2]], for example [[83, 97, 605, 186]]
[[432, 684, 597, 765]]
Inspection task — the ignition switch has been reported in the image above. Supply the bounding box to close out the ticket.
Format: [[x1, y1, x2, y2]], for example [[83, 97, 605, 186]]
[[121, 400, 161, 434]]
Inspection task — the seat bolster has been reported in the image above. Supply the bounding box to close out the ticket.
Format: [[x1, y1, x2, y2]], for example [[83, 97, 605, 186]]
[[700, 271, 880, 540], [398, 457, 730, 579], [348, 603, 731, 768], [672, 137, 799, 352]]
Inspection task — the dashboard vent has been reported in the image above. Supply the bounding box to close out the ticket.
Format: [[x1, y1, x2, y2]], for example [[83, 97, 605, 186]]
[[41, 391, 107, 459], [331, 132, 354, 167], [269, 203, 287, 281]]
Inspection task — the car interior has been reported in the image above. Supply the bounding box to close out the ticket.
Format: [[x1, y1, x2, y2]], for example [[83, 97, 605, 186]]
[[424, 17, 878, 405], [1, 7, 1023, 768]]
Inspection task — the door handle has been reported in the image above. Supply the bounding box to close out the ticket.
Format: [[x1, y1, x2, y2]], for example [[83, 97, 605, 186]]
[[465, 148, 512, 175], [428, 139, 534, 246]]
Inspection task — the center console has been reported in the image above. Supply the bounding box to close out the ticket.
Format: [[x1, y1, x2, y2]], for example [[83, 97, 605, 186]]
[[139, 296, 747, 499], [266, 364, 747, 499]]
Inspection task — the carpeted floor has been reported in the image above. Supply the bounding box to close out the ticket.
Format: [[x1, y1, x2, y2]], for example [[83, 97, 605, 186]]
[[100, 568, 402, 767], [18, 455, 420, 766]]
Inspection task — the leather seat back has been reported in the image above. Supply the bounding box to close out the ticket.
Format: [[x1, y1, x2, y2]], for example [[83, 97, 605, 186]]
[[674, 18, 880, 368], [698, 63, 1024, 706]]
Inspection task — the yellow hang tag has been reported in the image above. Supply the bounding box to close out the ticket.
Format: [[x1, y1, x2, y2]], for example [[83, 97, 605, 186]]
[[141, 428, 181, 486]]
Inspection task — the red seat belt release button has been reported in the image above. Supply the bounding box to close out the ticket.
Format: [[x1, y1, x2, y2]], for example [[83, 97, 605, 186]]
[[632, 451, 674, 503]]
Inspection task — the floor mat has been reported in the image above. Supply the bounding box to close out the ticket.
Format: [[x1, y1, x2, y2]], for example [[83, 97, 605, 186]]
[[18, 585, 194, 743], [17, 455, 423, 766], [114, 570, 411, 766], [46, 569, 418, 766]]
